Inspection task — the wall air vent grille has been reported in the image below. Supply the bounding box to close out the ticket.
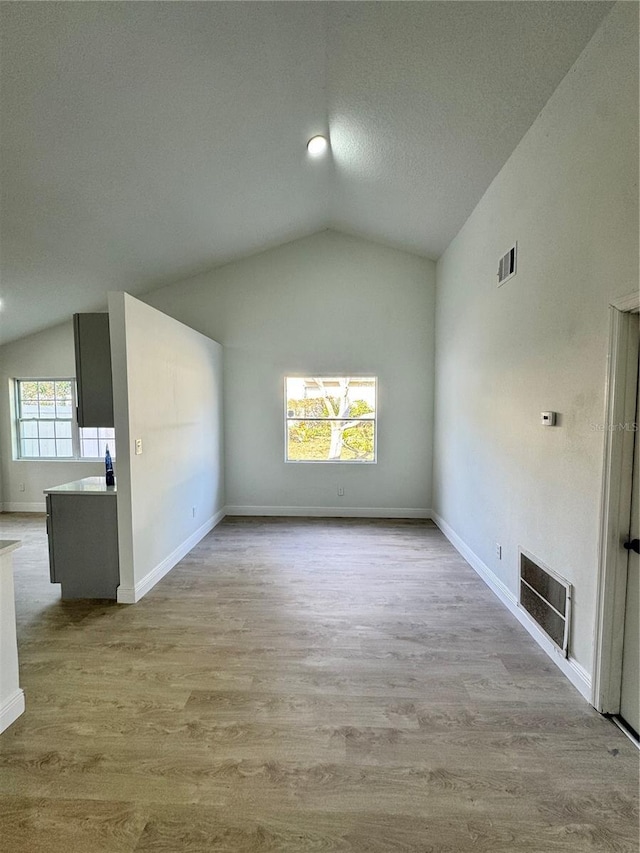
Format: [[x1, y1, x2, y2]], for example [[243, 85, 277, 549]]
[[497, 243, 517, 285], [519, 550, 571, 656]]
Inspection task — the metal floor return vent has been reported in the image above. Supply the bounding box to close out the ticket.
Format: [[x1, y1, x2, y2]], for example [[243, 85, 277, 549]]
[[519, 550, 571, 656]]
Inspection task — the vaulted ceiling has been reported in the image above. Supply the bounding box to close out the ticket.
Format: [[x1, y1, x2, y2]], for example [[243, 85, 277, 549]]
[[0, 1, 613, 344]]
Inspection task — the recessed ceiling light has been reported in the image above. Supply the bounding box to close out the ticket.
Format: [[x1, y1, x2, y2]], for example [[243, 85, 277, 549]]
[[307, 135, 328, 156]]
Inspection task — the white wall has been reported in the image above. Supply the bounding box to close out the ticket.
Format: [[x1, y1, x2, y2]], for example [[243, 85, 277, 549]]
[[0, 322, 103, 511], [109, 293, 224, 602], [433, 2, 638, 681], [0, 543, 25, 732], [145, 230, 436, 516]]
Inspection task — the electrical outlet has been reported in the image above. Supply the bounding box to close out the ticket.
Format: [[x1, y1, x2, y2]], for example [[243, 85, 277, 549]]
[[495, 543, 502, 560], [134, 438, 143, 455], [18, 482, 25, 492], [337, 486, 344, 497]]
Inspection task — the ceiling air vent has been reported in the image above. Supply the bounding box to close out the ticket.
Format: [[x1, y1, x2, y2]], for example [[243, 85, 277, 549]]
[[497, 243, 517, 286], [519, 549, 571, 656]]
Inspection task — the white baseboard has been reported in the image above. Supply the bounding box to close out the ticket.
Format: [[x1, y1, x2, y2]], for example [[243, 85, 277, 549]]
[[432, 512, 592, 702], [117, 507, 226, 604], [0, 689, 25, 733], [3, 502, 46, 513], [224, 506, 432, 519]]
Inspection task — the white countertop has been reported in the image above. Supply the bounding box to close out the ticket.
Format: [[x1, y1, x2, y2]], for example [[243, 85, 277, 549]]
[[0, 540, 21, 557], [44, 476, 117, 496]]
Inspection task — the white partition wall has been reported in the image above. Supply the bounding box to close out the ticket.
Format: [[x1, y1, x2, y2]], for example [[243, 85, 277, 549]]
[[108, 293, 224, 603], [0, 541, 24, 732]]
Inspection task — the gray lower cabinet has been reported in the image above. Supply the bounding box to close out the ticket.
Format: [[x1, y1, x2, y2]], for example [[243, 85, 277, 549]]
[[46, 492, 119, 600]]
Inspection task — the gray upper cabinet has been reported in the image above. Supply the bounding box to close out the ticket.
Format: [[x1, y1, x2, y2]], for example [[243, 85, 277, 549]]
[[73, 313, 114, 427]]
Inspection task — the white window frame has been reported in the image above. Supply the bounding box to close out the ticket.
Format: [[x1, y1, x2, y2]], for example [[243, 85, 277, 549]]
[[14, 378, 114, 461], [284, 375, 378, 464]]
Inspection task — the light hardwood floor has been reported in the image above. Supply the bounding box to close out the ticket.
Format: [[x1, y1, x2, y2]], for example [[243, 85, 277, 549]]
[[0, 513, 637, 852]]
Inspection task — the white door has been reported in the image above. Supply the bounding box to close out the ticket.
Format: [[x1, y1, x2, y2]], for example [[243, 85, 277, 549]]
[[620, 348, 639, 736]]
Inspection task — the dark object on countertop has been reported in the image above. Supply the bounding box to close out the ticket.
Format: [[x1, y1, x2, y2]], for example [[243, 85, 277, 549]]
[[105, 444, 115, 487]]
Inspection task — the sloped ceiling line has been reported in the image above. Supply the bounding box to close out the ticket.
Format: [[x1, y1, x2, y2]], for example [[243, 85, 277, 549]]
[[0, 1, 614, 344]]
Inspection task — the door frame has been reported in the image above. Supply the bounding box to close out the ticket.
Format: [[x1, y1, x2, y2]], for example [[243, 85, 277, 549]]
[[592, 291, 640, 713]]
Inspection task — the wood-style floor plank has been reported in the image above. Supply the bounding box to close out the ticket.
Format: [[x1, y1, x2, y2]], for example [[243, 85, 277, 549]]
[[0, 513, 637, 852]]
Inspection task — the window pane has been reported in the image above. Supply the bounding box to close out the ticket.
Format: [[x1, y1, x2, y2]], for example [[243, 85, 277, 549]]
[[38, 398, 55, 419], [19, 380, 73, 419], [341, 422, 375, 461], [55, 439, 73, 457], [79, 427, 115, 458], [286, 419, 375, 462], [286, 377, 376, 418], [39, 438, 56, 457], [287, 420, 331, 461], [55, 398, 73, 419], [20, 401, 39, 418], [54, 380, 72, 398], [19, 381, 39, 403], [19, 420, 75, 459], [39, 421, 55, 439], [21, 438, 39, 457], [21, 421, 38, 439], [19, 381, 39, 417], [37, 380, 54, 396], [54, 421, 72, 439], [54, 380, 72, 418], [82, 438, 99, 458]]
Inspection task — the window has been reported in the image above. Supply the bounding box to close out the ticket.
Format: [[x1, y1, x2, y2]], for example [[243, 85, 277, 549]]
[[15, 379, 115, 460], [17, 380, 73, 458], [285, 376, 376, 463]]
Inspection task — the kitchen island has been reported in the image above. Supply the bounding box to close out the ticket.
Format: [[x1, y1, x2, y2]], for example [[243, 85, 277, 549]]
[[44, 477, 119, 600]]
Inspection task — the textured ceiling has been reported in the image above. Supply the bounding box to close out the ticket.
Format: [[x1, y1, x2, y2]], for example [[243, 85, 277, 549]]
[[0, 1, 613, 344]]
